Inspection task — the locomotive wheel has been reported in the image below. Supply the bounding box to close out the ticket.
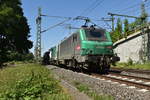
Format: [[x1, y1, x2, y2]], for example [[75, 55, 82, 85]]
[[71, 59, 77, 69], [87, 63, 97, 73], [101, 65, 110, 74], [87, 63, 92, 72]]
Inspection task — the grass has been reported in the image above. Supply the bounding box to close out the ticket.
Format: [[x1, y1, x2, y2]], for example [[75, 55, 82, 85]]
[[0, 62, 71, 100], [113, 62, 150, 70], [73, 81, 114, 100]]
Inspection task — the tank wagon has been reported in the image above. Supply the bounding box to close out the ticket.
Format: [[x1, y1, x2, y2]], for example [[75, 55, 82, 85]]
[[50, 26, 119, 73]]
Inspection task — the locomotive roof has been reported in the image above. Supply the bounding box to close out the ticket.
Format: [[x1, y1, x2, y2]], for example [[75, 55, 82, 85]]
[[59, 26, 107, 43], [80, 26, 106, 31]]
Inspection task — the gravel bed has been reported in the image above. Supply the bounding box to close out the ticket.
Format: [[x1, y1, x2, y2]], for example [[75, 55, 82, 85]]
[[47, 65, 150, 100], [60, 80, 92, 100], [121, 71, 150, 79], [50, 67, 92, 100]]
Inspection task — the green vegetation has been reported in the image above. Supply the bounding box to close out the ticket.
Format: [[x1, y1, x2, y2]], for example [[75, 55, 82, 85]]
[[124, 19, 129, 38], [73, 81, 114, 100], [111, 2, 148, 43], [0, 0, 33, 66], [111, 18, 122, 42], [114, 61, 150, 70], [7, 52, 34, 62], [0, 63, 71, 100]]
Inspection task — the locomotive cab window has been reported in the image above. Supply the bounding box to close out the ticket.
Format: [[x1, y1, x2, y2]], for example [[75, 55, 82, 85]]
[[85, 29, 108, 41]]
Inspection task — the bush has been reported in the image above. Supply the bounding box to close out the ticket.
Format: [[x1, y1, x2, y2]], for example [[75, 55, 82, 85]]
[[2, 72, 61, 99], [24, 53, 34, 61], [0, 51, 34, 67], [0, 64, 70, 100], [7, 52, 34, 61], [127, 58, 133, 66]]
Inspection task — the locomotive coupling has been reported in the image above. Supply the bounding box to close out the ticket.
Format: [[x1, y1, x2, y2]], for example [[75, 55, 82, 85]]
[[111, 56, 120, 62]]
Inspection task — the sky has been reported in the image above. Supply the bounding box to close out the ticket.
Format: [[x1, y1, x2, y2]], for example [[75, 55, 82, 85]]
[[21, 0, 150, 56]]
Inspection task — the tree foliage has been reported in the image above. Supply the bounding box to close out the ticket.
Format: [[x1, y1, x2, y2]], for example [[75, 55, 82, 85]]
[[124, 19, 129, 38], [111, 18, 123, 42], [128, 2, 148, 31], [0, 0, 33, 65], [111, 2, 148, 43]]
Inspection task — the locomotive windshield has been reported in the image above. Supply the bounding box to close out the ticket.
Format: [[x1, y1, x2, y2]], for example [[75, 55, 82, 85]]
[[85, 29, 107, 41]]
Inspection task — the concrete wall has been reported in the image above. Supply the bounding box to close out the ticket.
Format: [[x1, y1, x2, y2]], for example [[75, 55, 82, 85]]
[[114, 27, 150, 63], [114, 35, 142, 63]]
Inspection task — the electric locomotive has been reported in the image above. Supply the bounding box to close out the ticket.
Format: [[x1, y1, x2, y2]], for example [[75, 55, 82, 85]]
[[50, 25, 119, 73]]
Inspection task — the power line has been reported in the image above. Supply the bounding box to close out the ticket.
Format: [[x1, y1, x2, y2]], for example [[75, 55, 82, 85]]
[[83, 0, 104, 16], [41, 15, 72, 19], [80, 0, 100, 16], [114, 2, 141, 13], [72, 0, 104, 27], [121, 7, 141, 15], [79, 0, 105, 16], [111, 0, 131, 8], [111, 0, 150, 16], [124, 4, 150, 17], [109, 2, 150, 19], [71, 0, 98, 27], [41, 18, 71, 33]]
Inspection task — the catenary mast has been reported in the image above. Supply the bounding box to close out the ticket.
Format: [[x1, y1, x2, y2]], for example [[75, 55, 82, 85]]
[[35, 8, 42, 61]]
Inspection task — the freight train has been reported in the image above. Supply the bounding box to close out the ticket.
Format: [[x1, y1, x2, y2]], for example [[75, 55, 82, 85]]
[[49, 26, 120, 73]]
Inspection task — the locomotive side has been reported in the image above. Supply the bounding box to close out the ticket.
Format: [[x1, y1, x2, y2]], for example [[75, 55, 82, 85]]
[[50, 26, 119, 73]]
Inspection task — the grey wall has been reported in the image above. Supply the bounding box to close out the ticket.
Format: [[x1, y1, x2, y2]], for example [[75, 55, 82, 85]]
[[114, 27, 150, 63]]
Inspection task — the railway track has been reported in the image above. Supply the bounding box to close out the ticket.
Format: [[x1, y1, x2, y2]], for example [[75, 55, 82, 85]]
[[48, 65, 150, 100], [91, 73, 150, 92], [110, 67, 150, 75], [53, 65, 150, 92], [109, 73, 150, 80]]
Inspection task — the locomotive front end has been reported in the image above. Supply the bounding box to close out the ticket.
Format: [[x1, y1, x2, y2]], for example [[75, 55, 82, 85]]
[[80, 27, 119, 72]]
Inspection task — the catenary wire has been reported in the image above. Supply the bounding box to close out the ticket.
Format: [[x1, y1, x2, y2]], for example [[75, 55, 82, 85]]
[[82, 0, 105, 16], [79, 0, 101, 16], [114, 2, 141, 13]]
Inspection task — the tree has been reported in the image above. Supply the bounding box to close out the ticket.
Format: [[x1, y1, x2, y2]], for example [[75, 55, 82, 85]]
[[129, 2, 148, 31], [124, 19, 129, 38], [0, 0, 33, 66], [111, 18, 122, 42], [140, 2, 148, 25], [110, 2, 148, 43]]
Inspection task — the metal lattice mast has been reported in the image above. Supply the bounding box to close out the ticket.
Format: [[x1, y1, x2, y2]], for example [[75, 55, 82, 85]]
[[35, 8, 42, 61], [141, 26, 147, 62], [34, 8, 71, 61], [141, 1, 148, 62]]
